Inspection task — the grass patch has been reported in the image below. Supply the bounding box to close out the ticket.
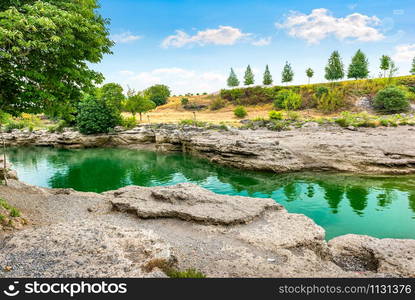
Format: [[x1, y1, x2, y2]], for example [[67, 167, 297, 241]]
[[142, 258, 206, 278]]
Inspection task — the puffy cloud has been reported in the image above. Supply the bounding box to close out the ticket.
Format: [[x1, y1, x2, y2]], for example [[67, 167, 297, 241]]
[[251, 37, 272, 46], [117, 68, 226, 94], [392, 44, 415, 62], [276, 8, 384, 44], [111, 32, 142, 44], [161, 26, 251, 48]]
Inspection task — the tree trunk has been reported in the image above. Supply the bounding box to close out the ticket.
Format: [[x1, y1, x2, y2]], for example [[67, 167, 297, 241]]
[[139, 113, 142, 121]]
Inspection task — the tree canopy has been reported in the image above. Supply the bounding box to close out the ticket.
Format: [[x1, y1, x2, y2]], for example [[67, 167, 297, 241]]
[[347, 49, 369, 80], [263, 65, 273, 85], [306, 68, 314, 84], [325, 51, 344, 81], [281, 62, 294, 84], [143, 84, 171, 106], [0, 0, 113, 117], [380, 55, 391, 77], [125, 93, 156, 121], [227, 68, 239, 87], [96, 83, 125, 112], [244, 65, 254, 85]]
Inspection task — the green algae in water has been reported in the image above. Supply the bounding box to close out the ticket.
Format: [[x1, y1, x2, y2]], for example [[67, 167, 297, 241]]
[[6, 147, 415, 240]]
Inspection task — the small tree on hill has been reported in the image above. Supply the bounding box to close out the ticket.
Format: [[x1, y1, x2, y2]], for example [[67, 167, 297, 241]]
[[227, 68, 240, 87], [244, 65, 255, 85], [306, 68, 314, 84], [125, 94, 156, 121], [325, 51, 344, 81], [348, 49, 369, 80], [380, 55, 391, 78], [143, 84, 170, 106], [281, 61, 294, 85], [263, 65, 273, 85], [411, 57, 415, 75], [388, 60, 399, 80]]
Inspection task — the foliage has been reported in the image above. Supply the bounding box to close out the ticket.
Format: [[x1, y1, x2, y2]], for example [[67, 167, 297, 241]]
[[179, 119, 207, 127], [373, 86, 410, 113], [143, 84, 171, 106], [380, 55, 391, 77], [306, 68, 314, 83], [180, 97, 189, 106], [325, 51, 344, 81], [220, 86, 275, 105], [96, 83, 124, 112], [76, 97, 120, 134], [347, 49, 369, 80], [120, 116, 137, 129], [166, 268, 206, 278], [244, 65, 255, 85], [411, 57, 415, 75], [125, 93, 156, 120], [227, 68, 240, 87], [209, 98, 226, 110], [281, 61, 294, 84], [286, 111, 300, 121], [263, 65, 273, 85], [317, 88, 347, 113], [3, 113, 42, 132], [233, 106, 247, 118], [0, 0, 113, 116], [268, 110, 283, 120], [47, 120, 67, 133], [274, 90, 302, 110], [387, 61, 399, 80], [315, 86, 329, 98]]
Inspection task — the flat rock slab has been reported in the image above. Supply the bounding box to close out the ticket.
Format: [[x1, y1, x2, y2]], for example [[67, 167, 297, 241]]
[[0, 220, 175, 278], [106, 183, 281, 225], [329, 234, 415, 277]]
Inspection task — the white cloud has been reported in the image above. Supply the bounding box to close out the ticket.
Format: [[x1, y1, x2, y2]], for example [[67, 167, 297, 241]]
[[161, 26, 251, 48], [117, 68, 227, 95], [111, 32, 142, 43], [276, 8, 384, 44], [251, 37, 272, 46], [392, 44, 415, 62]]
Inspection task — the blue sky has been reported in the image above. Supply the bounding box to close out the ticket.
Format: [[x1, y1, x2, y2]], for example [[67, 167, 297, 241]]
[[94, 0, 415, 94]]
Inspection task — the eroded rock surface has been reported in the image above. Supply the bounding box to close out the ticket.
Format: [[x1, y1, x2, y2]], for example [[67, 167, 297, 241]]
[[4, 125, 415, 174]]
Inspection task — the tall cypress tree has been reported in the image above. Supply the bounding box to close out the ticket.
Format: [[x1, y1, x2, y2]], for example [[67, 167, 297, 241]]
[[306, 68, 314, 84], [325, 51, 344, 81], [281, 61, 294, 85], [227, 68, 239, 87], [380, 55, 391, 78], [244, 65, 254, 85], [411, 57, 415, 75], [263, 65, 273, 85], [347, 49, 369, 80]]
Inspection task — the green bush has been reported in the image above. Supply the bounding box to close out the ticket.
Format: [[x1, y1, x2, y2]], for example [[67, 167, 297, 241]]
[[317, 88, 346, 113], [180, 97, 189, 106], [209, 98, 226, 110], [76, 97, 120, 134], [4, 120, 25, 132], [373, 86, 410, 113], [274, 90, 302, 110], [47, 120, 67, 133], [234, 106, 247, 118], [121, 116, 137, 129], [166, 268, 206, 278], [315, 86, 329, 98], [179, 119, 207, 127], [268, 110, 283, 120]]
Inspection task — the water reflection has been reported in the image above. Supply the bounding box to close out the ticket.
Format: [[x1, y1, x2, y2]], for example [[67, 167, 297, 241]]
[[5, 147, 415, 239]]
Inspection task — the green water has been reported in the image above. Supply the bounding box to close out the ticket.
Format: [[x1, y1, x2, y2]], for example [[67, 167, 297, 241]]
[[6, 147, 415, 240]]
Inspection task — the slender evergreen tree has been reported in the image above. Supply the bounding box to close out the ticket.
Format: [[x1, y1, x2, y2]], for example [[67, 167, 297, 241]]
[[263, 65, 273, 85], [306, 68, 314, 84], [244, 65, 255, 85], [281, 61, 294, 85], [347, 49, 369, 80], [325, 51, 344, 81], [411, 57, 415, 75], [227, 68, 240, 87], [380, 55, 391, 78]]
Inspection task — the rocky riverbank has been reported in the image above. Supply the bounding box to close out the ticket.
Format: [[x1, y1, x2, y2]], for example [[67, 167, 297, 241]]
[[3, 124, 415, 174], [0, 180, 414, 278]]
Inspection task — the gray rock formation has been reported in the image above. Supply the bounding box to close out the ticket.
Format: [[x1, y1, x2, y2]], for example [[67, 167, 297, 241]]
[[3, 125, 415, 174]]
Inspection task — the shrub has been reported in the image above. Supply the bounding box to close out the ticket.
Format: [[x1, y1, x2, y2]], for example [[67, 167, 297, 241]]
[[180, 97, 189, 106], [166, 269, 206, 278], [274, 90, 302, 110], [121, 116, 137, 129], [76, 97, 120, 134], [373, 86, 410, 113], [48, 120, 67, 133], [234, 106, 247, 118], [317, 88, 346, 113], [268, 110, 283, 120], [179, 119, 207, 127], [315, 86, 329, 98], [209, 98, 226, 110], [4, 120, 25, 132], [286, 111, 300, 121]]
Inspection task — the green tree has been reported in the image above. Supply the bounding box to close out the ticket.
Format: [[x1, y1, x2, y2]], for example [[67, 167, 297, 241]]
[[125, 94, 156, 121], [0, 0, 113, 116], [244, 65, 255, 86], [388, 60, 399, 79], [411, 57, 415, 75], [263, 65, 273, 85], [281, 61, 294, 85], [143, 84, 171, 106], [380, 55, 391, 78], [306, 68, 314, 84], [97, 83, 125, 112], [347, 49, 369, 80], [325, 51, 344, 81], [227, 68, 240, 87]]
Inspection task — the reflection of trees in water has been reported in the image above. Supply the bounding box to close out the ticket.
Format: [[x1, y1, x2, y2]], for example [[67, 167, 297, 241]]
[[409, 193, 415, 213], [346, 187, 368, 216], [376, 189, 395, 208], [318, 181, 344, 214], [306, 184, 315, 198]]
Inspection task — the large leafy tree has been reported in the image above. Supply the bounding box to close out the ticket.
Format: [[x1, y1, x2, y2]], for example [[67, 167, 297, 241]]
[[227, 68, 239, 87], [244, 65, 254, 85], [347, 49, 369, 80], [325, 51, 344, 81], [380, 55, 391, 78], [96, 83, 125, 112], [263, 65, 273, 85], [143, 84, 171, 106], [281, 61, 294, 85], [0, 0, 113, 117]]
